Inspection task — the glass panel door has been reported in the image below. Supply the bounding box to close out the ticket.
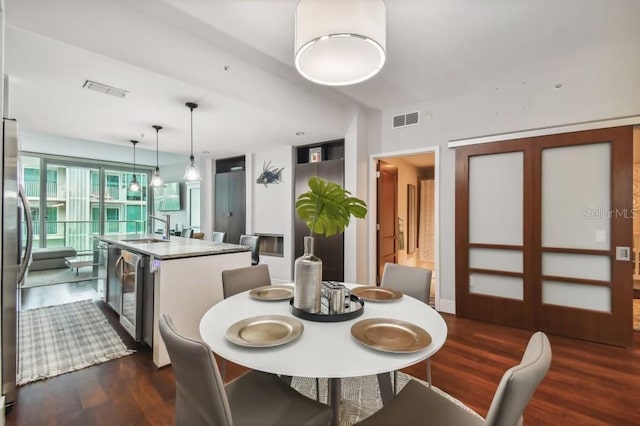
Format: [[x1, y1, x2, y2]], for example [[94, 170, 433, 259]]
[[43, 163, 100, 253]]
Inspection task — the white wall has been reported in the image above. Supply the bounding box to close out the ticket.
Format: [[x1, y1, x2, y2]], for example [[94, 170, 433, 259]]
[[374, 59, 640, 313], [249, 146, 294, 281]]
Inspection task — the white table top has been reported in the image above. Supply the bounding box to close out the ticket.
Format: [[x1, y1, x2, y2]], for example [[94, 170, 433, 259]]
[[199, 284, 448, 379]]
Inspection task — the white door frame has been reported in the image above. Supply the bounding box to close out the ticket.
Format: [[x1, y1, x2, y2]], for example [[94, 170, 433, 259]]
[[368, 146, 441, 310]]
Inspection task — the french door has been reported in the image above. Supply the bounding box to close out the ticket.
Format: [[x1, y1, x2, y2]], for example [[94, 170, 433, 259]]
[[456, 126, 633, 347]]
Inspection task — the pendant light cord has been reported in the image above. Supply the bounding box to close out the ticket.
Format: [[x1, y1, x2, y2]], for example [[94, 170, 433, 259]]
[[190, 105, 195, 161]]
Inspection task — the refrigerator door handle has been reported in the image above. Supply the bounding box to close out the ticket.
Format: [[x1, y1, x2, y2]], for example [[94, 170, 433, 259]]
[[17, 185, 34, 284]]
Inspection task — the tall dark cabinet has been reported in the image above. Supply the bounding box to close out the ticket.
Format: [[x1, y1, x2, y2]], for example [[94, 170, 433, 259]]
[[294, 140, 345, 281], [215, 156, 246, 245]]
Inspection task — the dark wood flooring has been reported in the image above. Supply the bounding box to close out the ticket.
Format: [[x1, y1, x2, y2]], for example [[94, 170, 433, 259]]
[[6, 304, 640, 426]]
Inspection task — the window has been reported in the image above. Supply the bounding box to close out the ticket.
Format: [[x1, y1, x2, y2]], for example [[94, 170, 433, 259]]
[[24, 168, 40, 197]]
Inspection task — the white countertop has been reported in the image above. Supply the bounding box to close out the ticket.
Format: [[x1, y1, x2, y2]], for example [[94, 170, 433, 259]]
[[94, 234, 250, 260]]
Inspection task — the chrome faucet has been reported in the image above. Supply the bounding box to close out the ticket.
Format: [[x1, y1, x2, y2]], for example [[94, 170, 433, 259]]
[[150, 214, 171, 240]]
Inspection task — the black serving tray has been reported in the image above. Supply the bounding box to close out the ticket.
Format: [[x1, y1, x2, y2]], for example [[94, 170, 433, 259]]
[[290, 295, 365, 322]]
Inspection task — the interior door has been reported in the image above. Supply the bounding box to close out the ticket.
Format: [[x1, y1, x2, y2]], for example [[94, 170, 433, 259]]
[[533, 128, 632, 346], [377, 161, 398, 284], [456, 126, 633, 347]]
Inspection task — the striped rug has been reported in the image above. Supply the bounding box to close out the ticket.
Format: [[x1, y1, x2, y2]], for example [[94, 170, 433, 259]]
[[18, 300, 134, 385], [291, 372, 482, 425]]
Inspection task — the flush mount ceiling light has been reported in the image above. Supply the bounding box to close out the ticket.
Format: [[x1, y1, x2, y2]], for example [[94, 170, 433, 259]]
[[294, 0, 386, 86], [183, 102, 201, 181], [150, 125, 164, 187], [129, 140, 140, 192]]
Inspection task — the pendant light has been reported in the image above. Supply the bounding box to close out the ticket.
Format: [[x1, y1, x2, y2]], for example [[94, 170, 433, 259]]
[[183, 102, 201, 181], [129, 140, 140, 192], [150, 125, 164, 187]]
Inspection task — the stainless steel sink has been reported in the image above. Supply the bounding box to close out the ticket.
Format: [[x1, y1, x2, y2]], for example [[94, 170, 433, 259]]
[[122, 238, 169, 244]]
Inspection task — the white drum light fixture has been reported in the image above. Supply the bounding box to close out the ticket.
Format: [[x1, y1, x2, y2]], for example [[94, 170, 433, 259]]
[[295, 0, 386, 86]]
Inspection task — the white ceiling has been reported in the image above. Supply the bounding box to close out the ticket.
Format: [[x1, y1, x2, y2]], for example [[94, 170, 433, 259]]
[[4, 0, 639, 159]]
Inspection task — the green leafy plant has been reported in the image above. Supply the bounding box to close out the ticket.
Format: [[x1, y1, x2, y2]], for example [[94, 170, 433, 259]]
[[296, 176, 367, 237]]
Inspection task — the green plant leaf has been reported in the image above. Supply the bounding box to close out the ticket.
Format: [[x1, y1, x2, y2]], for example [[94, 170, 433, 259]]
[[296, 176, 368, 237]]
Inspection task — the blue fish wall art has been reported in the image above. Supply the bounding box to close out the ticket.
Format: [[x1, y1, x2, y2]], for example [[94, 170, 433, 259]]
[[256, 161, 284, 187]]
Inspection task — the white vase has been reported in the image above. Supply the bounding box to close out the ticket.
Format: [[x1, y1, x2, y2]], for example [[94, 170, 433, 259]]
[[294, 236, 322, 313]]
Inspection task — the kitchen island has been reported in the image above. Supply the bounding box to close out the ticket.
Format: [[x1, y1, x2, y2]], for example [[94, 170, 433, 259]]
[[95, 234, 251, 367]]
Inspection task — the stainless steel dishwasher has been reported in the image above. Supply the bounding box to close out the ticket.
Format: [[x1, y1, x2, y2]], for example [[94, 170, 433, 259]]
[[116, 250, 144, 340]]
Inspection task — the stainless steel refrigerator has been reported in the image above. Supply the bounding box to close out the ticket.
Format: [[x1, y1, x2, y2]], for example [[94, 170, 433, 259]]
[[1, 118, 34, 407]]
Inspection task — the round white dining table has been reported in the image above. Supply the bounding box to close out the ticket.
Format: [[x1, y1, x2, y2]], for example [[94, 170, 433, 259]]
[[199, 283, 447, 425]]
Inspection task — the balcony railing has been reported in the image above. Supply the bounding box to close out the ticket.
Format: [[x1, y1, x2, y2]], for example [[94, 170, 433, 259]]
[[24, 181, 66, 199], [23, 220, 147, 253]]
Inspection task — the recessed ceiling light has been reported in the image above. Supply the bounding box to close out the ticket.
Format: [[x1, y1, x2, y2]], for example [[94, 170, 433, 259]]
[[296, 132, 305, 136], [554, 83, 563, 89], [201, 151, 210, 154]]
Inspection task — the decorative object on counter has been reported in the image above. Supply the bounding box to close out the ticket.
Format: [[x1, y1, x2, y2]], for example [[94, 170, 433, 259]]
[[128, 140, 140, 192], [18, 300, 134, 385], [290, 281, 364, 322], [183, 102, 201, 181], [293, 177, 367, 313], [150, 125, 164, 187], [255, 161, 284, 187], [309, 146, 322, 163]]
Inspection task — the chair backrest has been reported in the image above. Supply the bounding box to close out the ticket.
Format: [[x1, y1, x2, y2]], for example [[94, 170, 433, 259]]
[[484, 331, 552, 426], [221, 264, 271, 298], [211, 231, 226, 243], [380, 263, 432, 304], [192, 232, 205, 240], [239, 234, 260, 265], [182, 228, 194, 238], [159, 315, 233, 426]]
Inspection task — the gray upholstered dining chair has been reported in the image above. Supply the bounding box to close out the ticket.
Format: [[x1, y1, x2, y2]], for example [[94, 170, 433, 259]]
[[221, 264, 271, 299], [239, 234, 261, 266], [380, 262, 433, 388], [355, 331, 552, 426], [159, 315, 332, 426], [211, 231, 226, 243]]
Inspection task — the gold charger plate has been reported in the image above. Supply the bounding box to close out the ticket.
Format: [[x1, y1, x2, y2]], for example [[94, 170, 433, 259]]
[[351, 318, 431, 353], [249, 285, 294, 301], [225, 315, 303, 348], [350, 286, 403, 302]]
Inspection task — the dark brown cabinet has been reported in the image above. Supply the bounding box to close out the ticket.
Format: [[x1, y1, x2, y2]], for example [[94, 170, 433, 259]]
[[294, 141, 345, 281], [215, 170, 246, 245]]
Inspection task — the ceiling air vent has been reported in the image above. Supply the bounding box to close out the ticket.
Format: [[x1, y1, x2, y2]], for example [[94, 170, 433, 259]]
[[392, 111, 420, 129], [83, 80, 129, 99]]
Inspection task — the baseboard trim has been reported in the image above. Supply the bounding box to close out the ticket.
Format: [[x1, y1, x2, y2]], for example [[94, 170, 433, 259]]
[[437, 298, 456, 314]]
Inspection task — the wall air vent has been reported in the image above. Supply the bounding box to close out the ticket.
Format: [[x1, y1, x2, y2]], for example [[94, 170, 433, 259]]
[[392, 111, 420, 129], [82, 80, 129, 99]]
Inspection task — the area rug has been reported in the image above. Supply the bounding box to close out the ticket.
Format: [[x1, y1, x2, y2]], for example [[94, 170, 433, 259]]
[[634, 299, 640, 332], [18, 300, 134, 385], [291, 372, 482, 425], [23, 267, 97, 288]]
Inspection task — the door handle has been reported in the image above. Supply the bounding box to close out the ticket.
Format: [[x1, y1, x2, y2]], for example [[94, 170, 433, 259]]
[[615, 246, 630, 261], [115, 255, 124, 280], [17, 185, 34, 284]]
